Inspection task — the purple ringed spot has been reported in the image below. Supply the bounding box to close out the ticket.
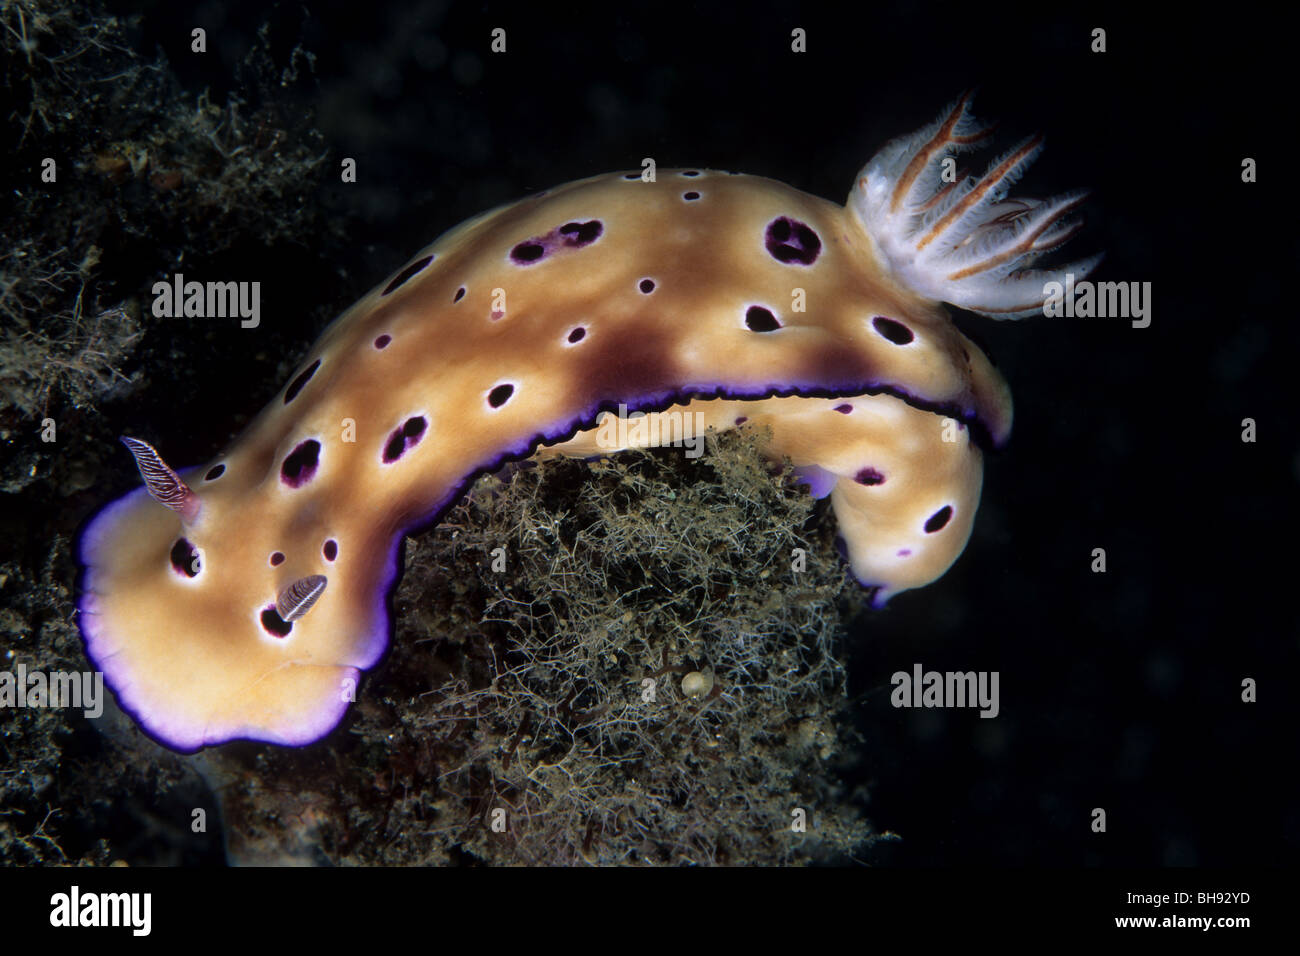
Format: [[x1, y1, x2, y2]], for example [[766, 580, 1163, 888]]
[[854, 467, 885, 486], [280, 440, 321, 487], [260, 606, 293, 638], [558, 220, 603, 246], [511, 221, 605, 265], [383, 416, 427, 463], [510, 241, 546, 264], [566, 327, 587, 344], [764, 217, 822, 266], [170, 538, 200, 577], [374, 334, 391, 349]]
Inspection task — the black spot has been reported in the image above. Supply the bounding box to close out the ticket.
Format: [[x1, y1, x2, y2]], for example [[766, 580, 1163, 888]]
[[281, 440, 321, 487], [270, 551, 285, 567], [261, 607, 293, 637], [735, 416, 748, 425], [454, 286, 466, 302], [855, 467, 885, 486], [383, 416, 427, 463], [639, 278, 655, 293], [623, 172, 641, 180], [682, 170, 701, 177], [558, 220, 603, 246], [510, 241, 546, 264], [567, 327, 587, 343], [283, 359, 320, 404], [170, 538, 201, 577], [764, 217, 822, 265], [834, 404, 853, 414], [924, 506, 953, 533], [204, 463, 225, 481], [374, 334, 391, 349], [323, 539, 338, 561], [683, 191, 700, 201], [745, 305, 781, 332], [488, 384, 515, 408], [872, 316, 915, 345], [382, 255, 434, 295]]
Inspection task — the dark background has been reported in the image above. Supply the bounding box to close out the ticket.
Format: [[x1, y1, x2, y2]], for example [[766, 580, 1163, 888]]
[[91, 0, 1296, 865]]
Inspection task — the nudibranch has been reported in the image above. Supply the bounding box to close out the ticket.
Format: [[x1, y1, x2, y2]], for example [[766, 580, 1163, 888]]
[[77, 94, 1093, 751]]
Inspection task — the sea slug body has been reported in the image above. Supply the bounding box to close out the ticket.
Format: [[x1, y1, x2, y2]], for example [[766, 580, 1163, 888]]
[[76, 94, 1093, 751]]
